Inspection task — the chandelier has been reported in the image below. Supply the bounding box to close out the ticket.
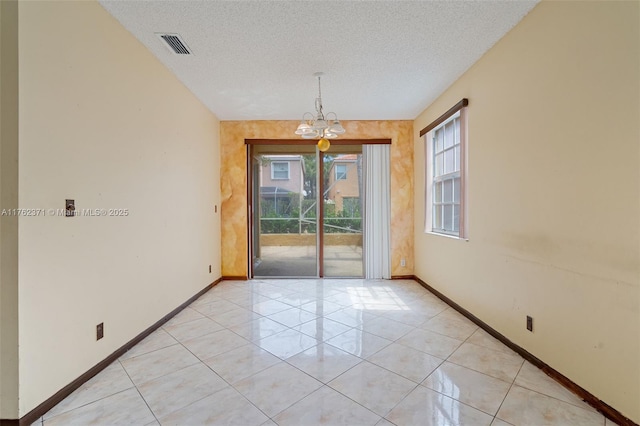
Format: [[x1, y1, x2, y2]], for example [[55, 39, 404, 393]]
[[294, 72, 345, 152]]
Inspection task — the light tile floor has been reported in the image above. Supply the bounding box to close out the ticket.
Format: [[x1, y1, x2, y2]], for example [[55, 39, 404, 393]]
[[36, 279, 611, 426]]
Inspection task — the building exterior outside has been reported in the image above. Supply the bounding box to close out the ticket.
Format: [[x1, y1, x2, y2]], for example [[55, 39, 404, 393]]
[[259, 155, 305, 194], [326, 154, 361, 215], [259, 155, 305, 216]]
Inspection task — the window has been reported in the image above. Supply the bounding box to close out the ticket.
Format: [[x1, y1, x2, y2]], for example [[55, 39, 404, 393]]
[[422, 99, 467, 238], [271, 162, 289, 180], [335, 164, 347, 180]]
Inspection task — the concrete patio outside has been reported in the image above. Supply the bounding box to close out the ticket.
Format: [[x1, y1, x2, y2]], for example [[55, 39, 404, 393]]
[[253, 244, 363, 277]]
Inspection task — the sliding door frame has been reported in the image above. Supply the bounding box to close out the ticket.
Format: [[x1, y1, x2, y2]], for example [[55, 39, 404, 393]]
[[245, 138, 391, 278]]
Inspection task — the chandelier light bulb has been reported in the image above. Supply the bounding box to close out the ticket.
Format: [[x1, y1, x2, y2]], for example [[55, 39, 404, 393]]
[[317, 138, 331, 152]]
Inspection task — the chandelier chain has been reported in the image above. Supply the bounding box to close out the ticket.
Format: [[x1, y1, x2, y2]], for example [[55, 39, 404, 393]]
[[294, 72, 345, 151], [315, 75, 323, 118]]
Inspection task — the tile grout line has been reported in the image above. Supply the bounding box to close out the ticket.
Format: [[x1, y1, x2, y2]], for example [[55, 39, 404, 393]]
[[491, 357, 526, 424], [258, 278, 430, 423], [184, 293, 324, 423], [136, 319, 271, 424], [43, 278, 600, 425], [193, 343, 276, 423], [41, 365, 136, 424], [258, 280, 480, 423], [501, 372, 607, 419]]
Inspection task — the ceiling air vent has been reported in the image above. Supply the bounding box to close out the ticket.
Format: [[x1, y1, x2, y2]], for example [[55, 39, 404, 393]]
[[156, 33, 191, 55]]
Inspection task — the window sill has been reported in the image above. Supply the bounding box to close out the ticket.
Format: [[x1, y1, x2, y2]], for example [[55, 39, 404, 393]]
[[425, 231, 469, 242]]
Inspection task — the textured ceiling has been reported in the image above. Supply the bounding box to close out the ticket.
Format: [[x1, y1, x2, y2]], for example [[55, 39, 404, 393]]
[[99, 1, 538, 121]]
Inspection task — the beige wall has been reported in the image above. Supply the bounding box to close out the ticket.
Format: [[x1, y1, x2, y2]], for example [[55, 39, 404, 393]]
[[221, 121, 413, 277], [17, 1, 221, 416], [0, 0, 19, 419], [414, 1, 639, 422]]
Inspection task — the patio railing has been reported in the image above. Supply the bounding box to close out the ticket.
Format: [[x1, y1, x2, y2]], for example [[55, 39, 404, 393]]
[[260, 217, 362, 234]]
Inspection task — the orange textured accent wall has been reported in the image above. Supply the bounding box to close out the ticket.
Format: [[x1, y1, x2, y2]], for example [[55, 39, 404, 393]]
[[220, 120, 414, 277]]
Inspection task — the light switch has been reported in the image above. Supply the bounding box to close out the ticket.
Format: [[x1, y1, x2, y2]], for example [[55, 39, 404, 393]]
[[65, 199, 75, 217]]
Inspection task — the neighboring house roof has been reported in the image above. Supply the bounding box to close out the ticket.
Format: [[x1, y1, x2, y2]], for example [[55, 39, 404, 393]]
[[334, 154, 358, 161]]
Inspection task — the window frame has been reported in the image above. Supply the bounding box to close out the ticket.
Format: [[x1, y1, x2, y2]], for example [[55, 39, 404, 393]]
[[271, 161, 290, 180], [335, 163, 348, 180], [424, 103, 468, 240]]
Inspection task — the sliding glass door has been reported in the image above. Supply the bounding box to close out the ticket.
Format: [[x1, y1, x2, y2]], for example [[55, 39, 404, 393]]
[[322, 152, 363, 277], [250, 144, 363, 278], [251, 152, 318, 277]]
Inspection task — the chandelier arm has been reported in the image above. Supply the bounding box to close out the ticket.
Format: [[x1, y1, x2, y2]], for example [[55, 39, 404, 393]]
[[295, 72, 344, 150]]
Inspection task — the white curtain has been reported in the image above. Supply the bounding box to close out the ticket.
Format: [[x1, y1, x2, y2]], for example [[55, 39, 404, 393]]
[[363, 144, 391, 279]]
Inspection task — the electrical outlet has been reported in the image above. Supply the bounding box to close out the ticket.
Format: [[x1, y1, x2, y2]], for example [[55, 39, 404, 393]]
[[401, 258, 406, 267], [209, 264, 212, 273], [96, 323, 104, 340], [526, 315, 533, 332]]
